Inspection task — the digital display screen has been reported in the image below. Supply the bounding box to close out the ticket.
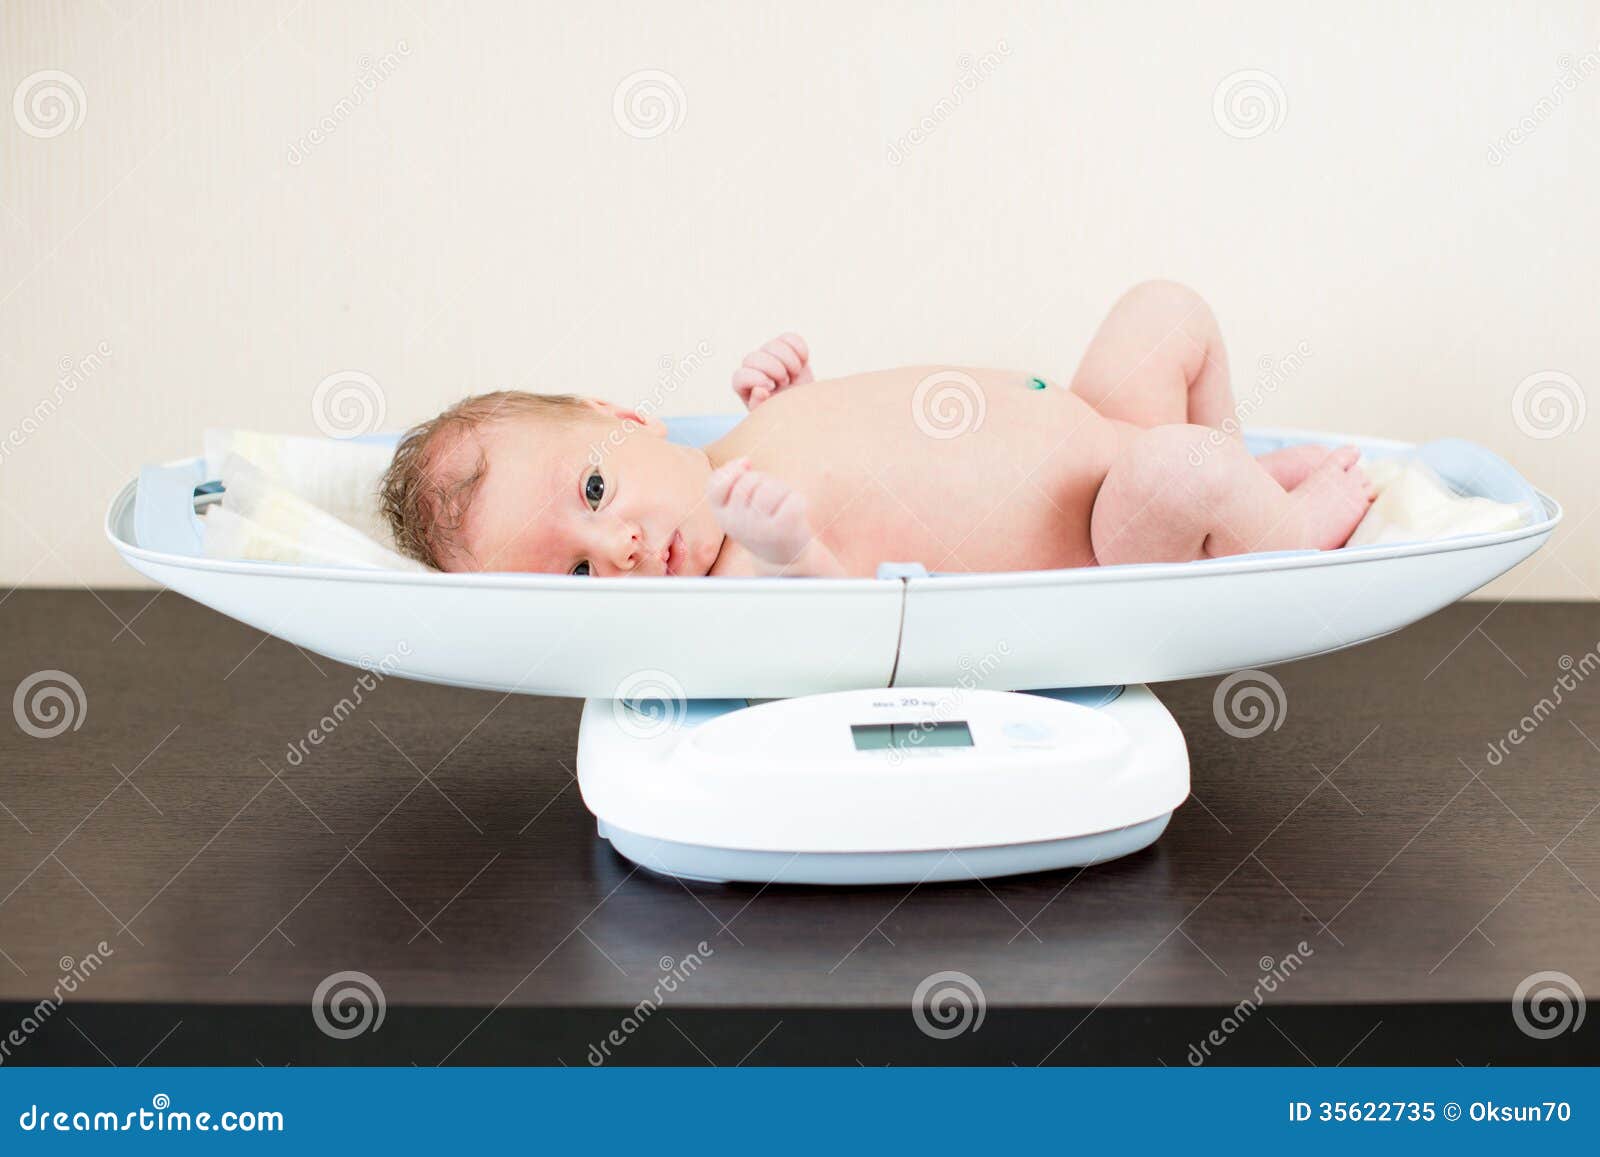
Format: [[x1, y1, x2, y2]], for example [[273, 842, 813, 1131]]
[[850, 721, 974, 751]]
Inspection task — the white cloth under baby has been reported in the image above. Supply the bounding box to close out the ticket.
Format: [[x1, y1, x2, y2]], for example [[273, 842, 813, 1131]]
[[203, 428, 397, 549], [201, 448, 423, 571], [1348, 458, 1525, 548]]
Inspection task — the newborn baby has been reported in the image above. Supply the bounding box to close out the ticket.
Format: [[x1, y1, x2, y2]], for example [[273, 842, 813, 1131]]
[[380, 281, 1373, 577]]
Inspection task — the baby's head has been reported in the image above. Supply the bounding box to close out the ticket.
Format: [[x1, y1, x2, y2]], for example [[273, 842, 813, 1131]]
[[380, 391, 723, 576]]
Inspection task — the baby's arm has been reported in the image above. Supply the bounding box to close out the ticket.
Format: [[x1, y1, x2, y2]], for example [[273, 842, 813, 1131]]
[[732, 333, 812, 410], [706, 458, 846, 577]]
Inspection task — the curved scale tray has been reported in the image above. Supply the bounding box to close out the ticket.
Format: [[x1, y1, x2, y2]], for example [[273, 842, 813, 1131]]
[[105, 424, 1560, 699]]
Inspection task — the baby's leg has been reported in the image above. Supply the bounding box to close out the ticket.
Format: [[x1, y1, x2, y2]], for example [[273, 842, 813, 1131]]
[[1070, 280, 1236, 430], [1091, 426, 1374, 565]]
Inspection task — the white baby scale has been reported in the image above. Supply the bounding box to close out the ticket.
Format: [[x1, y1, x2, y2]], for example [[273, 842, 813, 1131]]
[[579, 685, 1187, 884], [107, 419, 1560, 885]]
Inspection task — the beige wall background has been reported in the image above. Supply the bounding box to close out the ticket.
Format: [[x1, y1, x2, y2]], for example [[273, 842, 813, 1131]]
[[1, 0, 1595, 597]]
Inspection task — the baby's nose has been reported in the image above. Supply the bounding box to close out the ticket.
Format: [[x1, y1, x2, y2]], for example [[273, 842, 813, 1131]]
[[605, 521, 644, 571]]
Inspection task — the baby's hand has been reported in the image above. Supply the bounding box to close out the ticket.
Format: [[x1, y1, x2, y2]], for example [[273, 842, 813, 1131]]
[[732, 333, 812, 410], [707, 458, 816, 566]]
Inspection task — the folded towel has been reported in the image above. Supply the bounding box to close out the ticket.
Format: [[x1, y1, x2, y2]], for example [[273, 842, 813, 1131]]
[[203, 429, 396, 550], [1349, 458, 1526, 548], [202, 454, 424, 571]]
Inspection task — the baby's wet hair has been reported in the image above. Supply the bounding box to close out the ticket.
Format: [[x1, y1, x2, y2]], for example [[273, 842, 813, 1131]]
[[380, 390, 589, 570]]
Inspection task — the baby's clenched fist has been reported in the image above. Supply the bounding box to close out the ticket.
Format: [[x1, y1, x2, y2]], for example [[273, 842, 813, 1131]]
[[732, 333, 812, 410], [706, 458, 816, 566]]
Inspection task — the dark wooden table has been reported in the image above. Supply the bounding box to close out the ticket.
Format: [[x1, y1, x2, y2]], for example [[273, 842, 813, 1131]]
[[1, 590, 1596, 1064]]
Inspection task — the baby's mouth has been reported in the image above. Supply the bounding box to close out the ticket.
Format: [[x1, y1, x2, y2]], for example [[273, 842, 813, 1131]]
[[661, 529, 684, 575]]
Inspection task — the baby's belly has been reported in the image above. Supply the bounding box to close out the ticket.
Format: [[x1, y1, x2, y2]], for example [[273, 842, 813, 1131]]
[[825, 466, 1103, 574], [784, 373, 1119, 574], [721, 367, 1123, 576]]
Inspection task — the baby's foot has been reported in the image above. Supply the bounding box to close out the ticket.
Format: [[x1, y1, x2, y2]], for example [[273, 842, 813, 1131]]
[[707, 458, 816, 565], [1286, 446, 1375, 550], [1256, 444, 1333, 491]]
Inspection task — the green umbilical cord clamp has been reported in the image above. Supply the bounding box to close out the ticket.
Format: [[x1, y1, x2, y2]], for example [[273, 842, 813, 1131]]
[[1028, 377, 1049, 390]]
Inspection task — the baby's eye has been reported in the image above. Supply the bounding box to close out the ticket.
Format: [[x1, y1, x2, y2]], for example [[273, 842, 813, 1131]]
[[583, 471, 606, 509], [571, 561, 591, 576]]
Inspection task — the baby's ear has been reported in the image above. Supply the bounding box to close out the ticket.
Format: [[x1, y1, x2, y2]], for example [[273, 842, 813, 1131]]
[[582, 398, 667, 437]]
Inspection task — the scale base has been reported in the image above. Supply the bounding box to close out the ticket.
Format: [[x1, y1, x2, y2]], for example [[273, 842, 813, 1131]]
[[578, 683, 1189, 887], [597, 814, 1173, 886]]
